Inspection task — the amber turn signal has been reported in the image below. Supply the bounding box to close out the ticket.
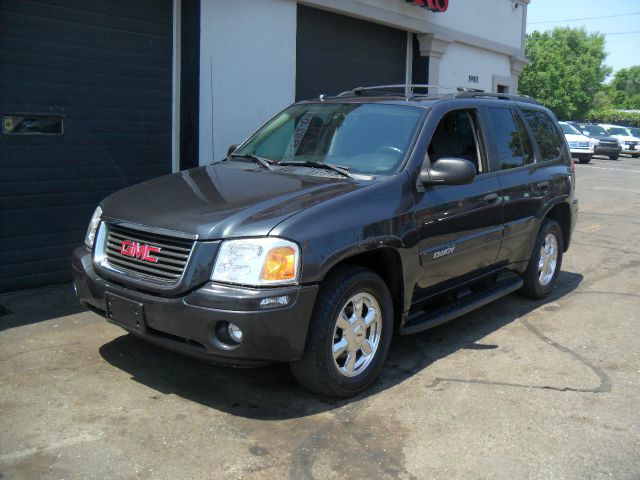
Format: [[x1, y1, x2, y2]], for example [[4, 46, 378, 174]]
[[260, 246, 297, 282]]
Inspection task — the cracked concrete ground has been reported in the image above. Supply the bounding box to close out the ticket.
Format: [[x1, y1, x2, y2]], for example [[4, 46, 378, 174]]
[[1, 155, 639, 479]]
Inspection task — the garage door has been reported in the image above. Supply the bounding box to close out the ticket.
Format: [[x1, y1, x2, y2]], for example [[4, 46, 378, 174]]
[[296, 5, 408, 101], [0, 0, 174, 292]]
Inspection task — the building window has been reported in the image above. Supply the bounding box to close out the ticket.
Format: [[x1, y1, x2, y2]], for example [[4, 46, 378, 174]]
[[2, 115, 63, 135]]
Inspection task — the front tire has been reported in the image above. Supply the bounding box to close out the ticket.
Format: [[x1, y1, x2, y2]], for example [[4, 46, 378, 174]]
[[290, 266, 393, 398], [521, 219, 563, 300], [609, 154, 619, 160], [578, 155, 592, 164]]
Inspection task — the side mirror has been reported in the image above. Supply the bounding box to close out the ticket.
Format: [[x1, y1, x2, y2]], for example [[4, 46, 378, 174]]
[[420, 157, 476, 186], [582, 131, 590, 136], [227, 144, 239, 156]]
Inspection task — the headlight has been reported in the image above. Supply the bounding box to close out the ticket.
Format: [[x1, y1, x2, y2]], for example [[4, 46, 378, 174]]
[[211, 238, 300, 286], [84, 206, 102, 248]]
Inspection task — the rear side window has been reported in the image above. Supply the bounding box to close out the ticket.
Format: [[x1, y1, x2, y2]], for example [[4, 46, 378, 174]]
[[522, 110, 563, 162], [514, 112, 535, 165], [487, 107, 527, 170]]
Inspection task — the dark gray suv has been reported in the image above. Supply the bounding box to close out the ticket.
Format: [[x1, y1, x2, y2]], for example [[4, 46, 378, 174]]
[[73, 86, 578, 397]]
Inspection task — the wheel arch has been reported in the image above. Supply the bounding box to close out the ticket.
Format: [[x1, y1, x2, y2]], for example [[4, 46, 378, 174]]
[[543, 201, 572, 252], [321, 246, 405, 329]]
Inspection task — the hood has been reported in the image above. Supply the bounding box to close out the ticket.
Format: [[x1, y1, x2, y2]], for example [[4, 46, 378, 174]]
[[611, 134, 638, 141], [564, 133, 591, 143], [587, 134, 619, 143], [100, 162, 366, 239]]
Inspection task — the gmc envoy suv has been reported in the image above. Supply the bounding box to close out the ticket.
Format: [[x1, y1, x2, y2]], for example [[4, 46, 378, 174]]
[[73, 86, 578, 398]]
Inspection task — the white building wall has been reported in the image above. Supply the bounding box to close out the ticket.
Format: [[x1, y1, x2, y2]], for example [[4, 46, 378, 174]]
[[407, 0, 525, 51], [302, 0, 527, 52], [199, 0, 296, 165], [438, 43, 513, 92]]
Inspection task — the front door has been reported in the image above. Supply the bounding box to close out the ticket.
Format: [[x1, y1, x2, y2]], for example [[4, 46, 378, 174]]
[[413, 108, 504, 297]]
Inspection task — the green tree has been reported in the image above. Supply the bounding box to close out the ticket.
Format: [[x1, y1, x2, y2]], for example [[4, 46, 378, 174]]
[[609, 66, 640, 109], [519, 27, 611, 120]]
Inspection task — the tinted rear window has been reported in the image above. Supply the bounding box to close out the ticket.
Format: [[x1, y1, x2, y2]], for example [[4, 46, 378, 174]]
[[522, 110, 563, 162], [488, 107, 526, 170], [514, 112, 535, 165]]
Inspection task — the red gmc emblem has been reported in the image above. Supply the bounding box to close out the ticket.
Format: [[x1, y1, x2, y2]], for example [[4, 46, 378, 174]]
[[120, 240, 161, 263]]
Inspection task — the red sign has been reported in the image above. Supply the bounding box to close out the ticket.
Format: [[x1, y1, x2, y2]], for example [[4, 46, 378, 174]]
[[407, 0, 449, 12], [120, 240, 161, 263]]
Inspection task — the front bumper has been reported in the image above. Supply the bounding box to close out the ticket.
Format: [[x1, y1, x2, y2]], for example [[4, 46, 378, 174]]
[[621, 144, 639, 153], [594, 145, 622, 156], [569, 147, 594, 157], [72, 246, 318, 365]]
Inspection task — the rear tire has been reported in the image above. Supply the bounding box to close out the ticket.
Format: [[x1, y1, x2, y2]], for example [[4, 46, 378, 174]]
[[290, 266, 393, 398], [521, 219, 563, 300]]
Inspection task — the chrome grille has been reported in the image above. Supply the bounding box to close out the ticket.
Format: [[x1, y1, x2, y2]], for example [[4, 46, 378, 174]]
[[104, 224, 194, 283]]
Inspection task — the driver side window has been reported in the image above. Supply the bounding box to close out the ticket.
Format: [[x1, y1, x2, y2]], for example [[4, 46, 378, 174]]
[[428, 109, 486, 174]]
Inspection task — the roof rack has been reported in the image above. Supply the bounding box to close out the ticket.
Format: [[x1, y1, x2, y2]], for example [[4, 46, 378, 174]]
[[337, 84, 473, 97], [335, 84, 540, 104], [454, 91, 540, 104]]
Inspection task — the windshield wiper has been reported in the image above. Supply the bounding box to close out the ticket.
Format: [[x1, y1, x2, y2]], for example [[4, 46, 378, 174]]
[[228, 153, 274, 171], [278, 161, 353, 179]]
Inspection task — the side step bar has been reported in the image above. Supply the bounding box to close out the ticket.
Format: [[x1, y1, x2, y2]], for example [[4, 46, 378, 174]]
[[399, 275, 524, 336]]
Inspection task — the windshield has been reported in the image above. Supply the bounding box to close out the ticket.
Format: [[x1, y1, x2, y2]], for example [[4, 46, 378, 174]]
[[608, 126, 631, 136], [628, 127, 640, 137], [582, 124, 607, 136], [560, 123, 579, 135], [235, 103, 424, 175]]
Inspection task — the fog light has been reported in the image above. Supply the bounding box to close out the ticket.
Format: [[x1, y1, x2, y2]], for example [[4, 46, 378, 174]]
[[227, 323, 243, 343], [259, 295, 290, 308]]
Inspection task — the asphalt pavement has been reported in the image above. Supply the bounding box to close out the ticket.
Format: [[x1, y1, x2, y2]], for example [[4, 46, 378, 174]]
[[1, 155, 639, 479]]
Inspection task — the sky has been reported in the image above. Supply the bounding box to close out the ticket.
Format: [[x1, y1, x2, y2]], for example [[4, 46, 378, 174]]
[[526, 0, 640, 78]]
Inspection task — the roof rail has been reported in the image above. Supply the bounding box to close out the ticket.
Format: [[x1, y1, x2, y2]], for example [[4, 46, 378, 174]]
[[454, 91, 540, 104], [334, 85, 540, 104], [337, 84, 472, 97]]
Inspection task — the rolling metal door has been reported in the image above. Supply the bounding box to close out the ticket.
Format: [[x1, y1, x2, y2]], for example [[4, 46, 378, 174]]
[[296, 5, 407, 101], [0, 0, 173, 292]]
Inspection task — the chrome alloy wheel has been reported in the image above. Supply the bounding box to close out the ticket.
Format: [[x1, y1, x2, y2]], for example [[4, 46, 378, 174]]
[[332, 292, 382, 378], [538, 233, 558, 286]]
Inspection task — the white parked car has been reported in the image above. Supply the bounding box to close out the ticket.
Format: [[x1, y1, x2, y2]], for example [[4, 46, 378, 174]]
[[599, 124, 640, 158], [559, 121, 595, 163]]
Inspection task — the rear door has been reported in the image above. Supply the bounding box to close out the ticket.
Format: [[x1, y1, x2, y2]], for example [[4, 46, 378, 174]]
[[489, 106, 566, 265], [413, 106, 503, 296]]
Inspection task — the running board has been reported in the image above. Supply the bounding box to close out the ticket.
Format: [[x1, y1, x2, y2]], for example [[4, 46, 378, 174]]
[[399, 275, 524, 336]]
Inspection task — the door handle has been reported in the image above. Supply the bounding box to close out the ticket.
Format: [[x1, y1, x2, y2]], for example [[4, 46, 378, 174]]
[[484, 192, 499, 203], [537, 181, 550, 190]]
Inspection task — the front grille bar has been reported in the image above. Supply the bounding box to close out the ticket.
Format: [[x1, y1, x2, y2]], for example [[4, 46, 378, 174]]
[[102, 223, 195, 284]]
